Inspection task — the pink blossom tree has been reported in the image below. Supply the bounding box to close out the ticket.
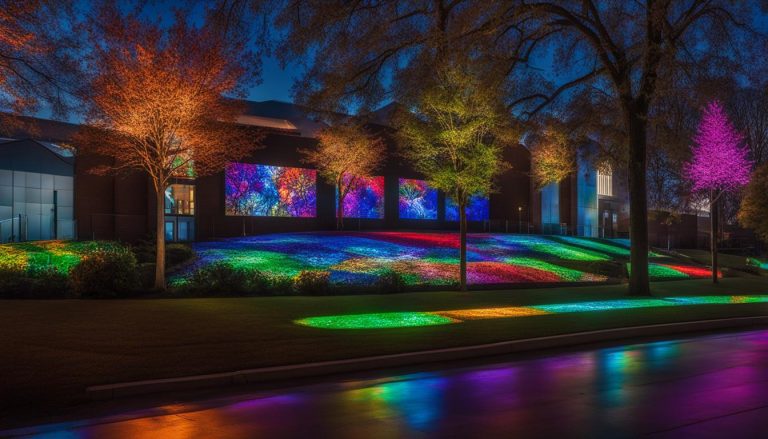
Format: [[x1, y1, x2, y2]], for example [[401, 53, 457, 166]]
[[685, 100, 752, 283]]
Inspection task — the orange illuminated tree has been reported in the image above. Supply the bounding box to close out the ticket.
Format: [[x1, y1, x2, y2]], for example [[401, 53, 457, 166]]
[[0, 0, 79, 127], [302, 123, 385, 229], [78, 5, 260, 290]]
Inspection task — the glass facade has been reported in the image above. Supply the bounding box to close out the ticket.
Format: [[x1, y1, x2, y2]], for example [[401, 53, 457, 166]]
[[597, 167, 613, 197], [165, 184, 195, 215], [0, 169, 74, 241]]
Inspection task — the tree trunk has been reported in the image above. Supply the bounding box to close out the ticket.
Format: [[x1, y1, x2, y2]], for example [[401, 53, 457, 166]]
[[337, 183, 343, 230], [154, 188, 166, 291], [626, 109, 651, 296], [459, 201, 467, 291], [711, 190, 719, 284]]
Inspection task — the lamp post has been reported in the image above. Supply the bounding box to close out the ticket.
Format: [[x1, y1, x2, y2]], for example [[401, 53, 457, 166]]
[[518, 206, 522, 233]]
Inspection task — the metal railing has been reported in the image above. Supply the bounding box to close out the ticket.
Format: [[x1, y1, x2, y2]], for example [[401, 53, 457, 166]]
[[0, 214, 76, 243]]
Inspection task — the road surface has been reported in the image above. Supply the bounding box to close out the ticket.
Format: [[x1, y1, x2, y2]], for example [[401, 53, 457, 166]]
[[6, 329, 768, 438]]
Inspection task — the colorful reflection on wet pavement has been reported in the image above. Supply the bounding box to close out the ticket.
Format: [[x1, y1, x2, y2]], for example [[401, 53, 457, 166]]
[[9, 329, 768, 438]]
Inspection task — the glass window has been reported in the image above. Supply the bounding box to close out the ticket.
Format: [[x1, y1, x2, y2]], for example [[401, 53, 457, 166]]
[[597, 167, 613, 197], [178, 219, 189, 241], [164, 221, 174, 241], [165, 184, 195, 215]]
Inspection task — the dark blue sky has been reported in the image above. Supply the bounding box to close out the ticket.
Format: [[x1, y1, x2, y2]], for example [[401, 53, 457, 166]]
[[247, 56, 296, 103]]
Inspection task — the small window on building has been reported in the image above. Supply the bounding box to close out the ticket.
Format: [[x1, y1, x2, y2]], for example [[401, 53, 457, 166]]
[[165, 184, 195, 215], [597, 166, 613, 197]]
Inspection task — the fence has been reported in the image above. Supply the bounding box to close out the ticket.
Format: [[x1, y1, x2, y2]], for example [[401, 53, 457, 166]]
[[0, 214, 76, 243]]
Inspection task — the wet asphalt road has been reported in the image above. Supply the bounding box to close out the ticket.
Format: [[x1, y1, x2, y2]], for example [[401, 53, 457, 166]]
[[6, 329, 768, 438]]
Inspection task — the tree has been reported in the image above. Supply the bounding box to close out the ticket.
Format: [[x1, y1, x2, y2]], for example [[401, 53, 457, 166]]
[[397, 63, 514, 291], [739, 163, 768, 243], [77, 4, 260, 290], [263, 0, 765, 296], [529, 124, 575, 189], [0, 0, 80, 128], [684, 100, 751, 283], [302, 123, 385, 229]]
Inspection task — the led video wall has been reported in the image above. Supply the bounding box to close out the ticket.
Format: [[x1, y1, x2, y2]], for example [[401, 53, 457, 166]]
[[225, 163, 316, 217], [336, 175, 385, 219], [445, 194, 490, 222], [399, 178, 438, 220]]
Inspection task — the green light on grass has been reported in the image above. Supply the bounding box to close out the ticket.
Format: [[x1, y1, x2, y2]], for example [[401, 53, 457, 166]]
[[296, 295, 768, 330], [504, 257, 604, 282], [627, 263, 690, 279], [558, 236, 631, 256], [296, 312, 456, 329]]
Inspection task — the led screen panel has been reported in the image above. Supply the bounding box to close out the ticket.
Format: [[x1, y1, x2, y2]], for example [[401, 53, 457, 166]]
[[398, 178, 438, 220], [336, 175, 385, 219], [225, 163, 316, 217], [445, 194, 489, 221]]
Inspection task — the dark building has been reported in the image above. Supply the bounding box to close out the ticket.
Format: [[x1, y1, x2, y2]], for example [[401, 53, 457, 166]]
[[2, 101, 632, 244], [0, 117, 79, 242]]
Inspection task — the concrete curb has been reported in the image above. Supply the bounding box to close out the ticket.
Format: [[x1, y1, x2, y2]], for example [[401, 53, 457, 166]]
[[87, 316, 768, 400]]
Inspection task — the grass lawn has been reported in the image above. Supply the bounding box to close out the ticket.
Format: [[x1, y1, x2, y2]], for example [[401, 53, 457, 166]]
[[177, 232, 713, 286], [675, 249, 767, 275], [2, 276, 768, 419]]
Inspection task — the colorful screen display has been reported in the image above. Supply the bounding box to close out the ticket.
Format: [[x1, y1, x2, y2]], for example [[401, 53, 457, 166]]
[[225, 163, 316, 217], [445, 194, 489, 221], [336, 175, 385, 219], [398, 178, 438, 220]]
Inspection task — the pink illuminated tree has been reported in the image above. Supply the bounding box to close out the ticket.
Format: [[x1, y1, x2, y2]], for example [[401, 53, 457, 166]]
[[685, 100, 752, 283]]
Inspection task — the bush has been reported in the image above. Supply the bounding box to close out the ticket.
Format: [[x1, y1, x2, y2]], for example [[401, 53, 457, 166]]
[[27, 266, 71, 297], [166, 243, 196, 267], [70, 247, 140, 298], [186, 262, 251, 296], [293, 270, 331, 295], [376, 269, 407, 293], [132, 238, 196, 267], [266, 274, 295, 295]]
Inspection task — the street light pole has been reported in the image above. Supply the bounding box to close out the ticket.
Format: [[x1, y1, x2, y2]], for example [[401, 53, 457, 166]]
[[518, 206, 522, 233]]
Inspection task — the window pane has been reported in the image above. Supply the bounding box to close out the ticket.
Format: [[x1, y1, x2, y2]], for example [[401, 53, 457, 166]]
[[164, 221, 174, 241], [165, 184, 195, 215]]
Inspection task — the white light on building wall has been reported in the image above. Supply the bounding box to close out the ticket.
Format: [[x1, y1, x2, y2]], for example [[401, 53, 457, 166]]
[[597, 166, 613, 197]]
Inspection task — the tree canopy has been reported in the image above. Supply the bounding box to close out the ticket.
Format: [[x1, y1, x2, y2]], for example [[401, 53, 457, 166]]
[[77, 3, 261, 289], [302, 123, 385, 229]]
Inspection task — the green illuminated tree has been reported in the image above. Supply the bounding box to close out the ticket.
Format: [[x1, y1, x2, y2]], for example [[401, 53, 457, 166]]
[[529, 123, 575, 189], [397, 63, 515, 291]]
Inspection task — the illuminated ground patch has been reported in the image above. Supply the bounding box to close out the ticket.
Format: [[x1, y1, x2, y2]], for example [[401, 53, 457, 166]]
[[0, 240, 121, 273], [627, 263, 719, 280], [175, 232, 712, 287], [296, 295, 768, 329], [295, 312, 456, 329]]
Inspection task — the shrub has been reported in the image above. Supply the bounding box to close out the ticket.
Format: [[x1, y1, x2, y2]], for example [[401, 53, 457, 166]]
[[70, 247, 140, 298], [132, 238, 196, 267], [27, 266, 71, 297], [266, 274, 295, 295], [166, 243, 196, 267], [186, 262, 251, 296], [293, 270, 331, 295], [376, 269, 407, 294]]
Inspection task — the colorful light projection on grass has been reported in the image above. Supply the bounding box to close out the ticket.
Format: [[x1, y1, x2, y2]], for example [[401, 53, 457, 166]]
[[399, 179, 438, 220], [627, 263, 719, 280], [445, 194, 489, 222], [225, 163, 316, 217], [336, 175, 385, 219], [176, 232, 617, 287], [0, 240, 122, 273], [295, 295, 768, 329], [747, 258, 768, 270], [557, 236, 630, 257]]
